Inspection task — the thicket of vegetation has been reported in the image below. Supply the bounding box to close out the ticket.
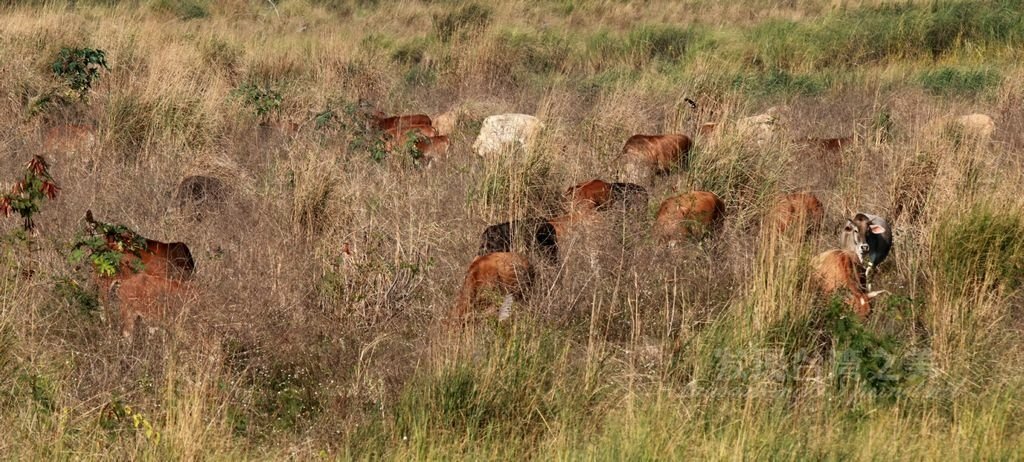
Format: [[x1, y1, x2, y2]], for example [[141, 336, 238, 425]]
[[1, 0, 1022, 459]]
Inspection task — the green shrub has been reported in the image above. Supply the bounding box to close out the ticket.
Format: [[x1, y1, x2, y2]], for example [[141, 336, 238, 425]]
[[51, 47, 108, 99], [919, 67, 1001, 96], [232, 82, 282, 119], [0, 156, 60, 231], [433, 3, 492, 42]]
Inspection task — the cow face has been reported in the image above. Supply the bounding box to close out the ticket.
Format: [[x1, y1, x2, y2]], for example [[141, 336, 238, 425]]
[[840, 213, 889, 265]]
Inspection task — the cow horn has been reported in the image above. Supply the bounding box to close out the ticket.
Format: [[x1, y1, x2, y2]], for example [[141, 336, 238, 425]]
[[84, 210, 96, 224], [684, 98, 697, 109]]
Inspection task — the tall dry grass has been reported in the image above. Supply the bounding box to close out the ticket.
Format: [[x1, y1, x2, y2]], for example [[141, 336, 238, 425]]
[[1, 0, 1023, 459]]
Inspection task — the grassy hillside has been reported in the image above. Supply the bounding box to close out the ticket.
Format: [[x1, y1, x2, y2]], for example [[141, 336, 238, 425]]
[[1, 0, 1023, 459]]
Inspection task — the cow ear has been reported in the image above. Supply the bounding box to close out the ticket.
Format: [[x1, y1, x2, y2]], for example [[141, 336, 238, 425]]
[[869, 224, 886, 234]]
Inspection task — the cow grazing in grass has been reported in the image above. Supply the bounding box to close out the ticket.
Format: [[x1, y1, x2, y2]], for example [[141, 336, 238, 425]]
[[620, 134, 692, 183], [451, 252, 534, 323], [371, 114, 433, 133], [771, 192, 824, 235], [479, 218, 559, 264], [654, 191, 725, 243], [811, 249, 886, 318], [839, 212, 892, 279], [564, 179, 648, 213], [82, 210, 195, 337], [42, 124, 97, 154]]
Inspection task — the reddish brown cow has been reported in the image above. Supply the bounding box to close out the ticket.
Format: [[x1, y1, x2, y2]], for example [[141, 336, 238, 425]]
[[83, 211, 195, 336], [771, 192, 824, 234], [654, 191, 725, 242], [811, 249, 886, 318], [451, 252, 534, 323], [384, 126, 438, 151], [372, 114, 433, 133], [563, 179, 649, 212], [413, 135, 450, 161], [621, 134, 693, 182], [42, 124, 97, 154]]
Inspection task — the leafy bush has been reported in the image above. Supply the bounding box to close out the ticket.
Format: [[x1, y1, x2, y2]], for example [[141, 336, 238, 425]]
[[919, 67, 1001, 96], [51, 47, 108, 99], [69, 217, 147, 278], [232, 82, 282, 119], [0, 156, 60, 231], [433, 3, 492, 42]]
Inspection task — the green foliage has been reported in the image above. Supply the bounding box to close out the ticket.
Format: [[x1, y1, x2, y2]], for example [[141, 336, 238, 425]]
[[69, 219, 147, 278], [919, 67, 1001, 96], [933, 205, 1024, 295], [150, 0, 208, 20], [733, 68, 829, 97], [826, 299, 927, 396], [395, 329, 588, 447], [232, 82, 282, 119], [493, 30, 570, 75], [51, 47, 109, 99], [627, 24, 695, 61], [433, 3, 492, 43], [746, 2, 1024, 71], [1, 156, 60, 231], [99, 398, 161, 444]]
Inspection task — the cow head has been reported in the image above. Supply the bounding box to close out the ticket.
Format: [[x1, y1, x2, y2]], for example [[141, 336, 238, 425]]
[[840, 213, 888, 264]]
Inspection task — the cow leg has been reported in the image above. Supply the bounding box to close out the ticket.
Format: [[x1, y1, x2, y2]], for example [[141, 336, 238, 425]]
[[497, 294, 514, 321]]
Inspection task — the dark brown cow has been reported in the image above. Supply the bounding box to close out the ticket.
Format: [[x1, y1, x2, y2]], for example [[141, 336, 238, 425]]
[[771, 192, 824, 235], [479, 218, 559, 264], [621, 134, 693, 182], [451, 252, 534, 323], [811, 249, 886, 318], [413, 135, 450, 165], [654, 191, 725, 242]]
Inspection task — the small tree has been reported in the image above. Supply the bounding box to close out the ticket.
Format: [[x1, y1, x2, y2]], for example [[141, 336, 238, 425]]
[[52, 47, 109, 99], [0, 156, 60, 231]]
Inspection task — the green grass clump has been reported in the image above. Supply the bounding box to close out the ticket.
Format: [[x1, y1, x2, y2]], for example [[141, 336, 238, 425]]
[[433, 3, 492, 43], [150, 0, 208, 20], [919, 66, 1001, 96], [933, 204, 1024, 295]]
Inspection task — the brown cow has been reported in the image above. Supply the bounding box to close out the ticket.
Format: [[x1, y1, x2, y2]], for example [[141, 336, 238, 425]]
[[564, 179, 648, 213], [771, 192, 824, 235], [800, 136, 853, 153], [413, 135, 450, 166], [42, 124, 97, 154], [811, 249, 886, 319], [451, 252, 534, 323], [372, 114, 433, 133], [620, 134, 693, 183], [83, 211, 195, 336], [654, 191, 725, 242], [384, 126, 438, 151]]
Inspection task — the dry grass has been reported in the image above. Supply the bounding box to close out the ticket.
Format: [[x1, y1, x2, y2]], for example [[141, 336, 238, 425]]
[[1, 0, 1023, 459]]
